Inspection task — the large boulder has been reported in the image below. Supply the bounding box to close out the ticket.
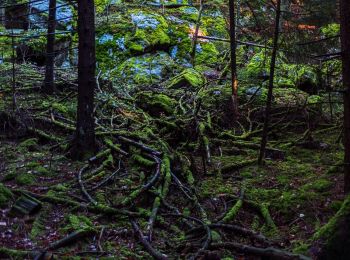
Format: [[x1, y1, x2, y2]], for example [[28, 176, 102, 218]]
[[128, 11, 171, 53], [112, 51, 176, 86]]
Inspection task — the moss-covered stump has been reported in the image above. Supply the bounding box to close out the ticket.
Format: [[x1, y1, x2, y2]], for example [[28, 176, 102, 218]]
[[312, 195, 350, 259]]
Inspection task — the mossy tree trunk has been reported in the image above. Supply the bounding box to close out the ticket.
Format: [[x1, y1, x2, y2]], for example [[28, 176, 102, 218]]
[[340, 0, 350, 193], [229, 0, 238, 118], [71, 0, 96, 159], [258, 0, 281, 165], [43, 0, 56, 94], [313, 195, 350, 259]]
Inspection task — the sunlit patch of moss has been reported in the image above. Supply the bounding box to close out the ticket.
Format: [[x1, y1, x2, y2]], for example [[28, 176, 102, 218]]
[[168, 68, 205, 89], [196, 42, 219, 66], [52, 102, 77, 119]]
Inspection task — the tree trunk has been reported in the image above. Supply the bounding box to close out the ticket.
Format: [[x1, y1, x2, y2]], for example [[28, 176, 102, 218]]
[[340, 0, 350, 193], [229, 0, 238, 117], [72, 0, 96, 159], [312, 195, 350, 259], [0, 8, 5, 27], [258, 0, 281, 165], [43, 0, 56, 94]]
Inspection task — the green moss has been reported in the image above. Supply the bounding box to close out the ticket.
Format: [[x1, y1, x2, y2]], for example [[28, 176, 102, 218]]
[[199, 176, 235, 198], [292, 242, 311, 255], [33, 166, 50, 175], [125, 10, 170, 53], [30, 209, 47, 239], [195, 42, 219, 66], [26, 161, 41, 168], [2, 172, 16, 182], [302, 179, 332, 192], [102, 154, 114, 168], [63, 214, 94, 233], [168, 68, 205, 89], [116, 52, 175, 86], [18, 138, 38, 151], [211, 230, 222, 243], [51, 102, 77, 119], [161, 156, 171, 197], [15, 173, 35, 185], [52, 184, 68, 192], [222, 199, 243, 222], [0, 247, 33, 258], [313, 195, 350, 241], [136, 91, 177, 115], [132, 154, 156, 167], [185, 169, 195, 185], [330, 200, 343, 212], [0, 183, 13, 207], [128, 41, 145, 53]]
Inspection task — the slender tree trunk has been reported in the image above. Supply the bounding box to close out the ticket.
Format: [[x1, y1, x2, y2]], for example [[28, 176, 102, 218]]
[[72, 0, 96, 159], [229, 0, 238, 117], [0, 8, 5, 27], [340, 0, 350, 193], [43, 0, 56, 94], [258, 0, 281, 165], [190, 0, 203, 67]]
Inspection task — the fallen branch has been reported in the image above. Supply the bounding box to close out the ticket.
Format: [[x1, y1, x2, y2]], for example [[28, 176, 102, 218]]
[[78, 165, 97, 204], [210, 242, 310, 260], [131, 219, 168, 260]]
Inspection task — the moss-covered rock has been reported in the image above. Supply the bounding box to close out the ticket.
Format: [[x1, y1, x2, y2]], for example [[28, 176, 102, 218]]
[[129, 11, 171, 51], [114, 52, 176, 86], [168, 68, 205, 89], [0, 183, 13, 207], [136, 91, 177, 116]]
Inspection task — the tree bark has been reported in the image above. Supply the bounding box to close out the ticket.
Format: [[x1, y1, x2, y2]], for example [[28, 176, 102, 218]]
[[229, 0, 238, 117], [72, 0, 96, 159], [43, 0, 57, 94], [258, 0, 281, 165], [340, 0, 350, 193]]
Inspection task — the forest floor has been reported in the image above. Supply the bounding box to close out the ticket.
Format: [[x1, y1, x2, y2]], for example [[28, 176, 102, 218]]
[[0, 62, 345, 259]]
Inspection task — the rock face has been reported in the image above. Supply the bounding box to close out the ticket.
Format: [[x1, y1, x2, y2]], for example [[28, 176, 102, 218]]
[[95, 4, 222, 80]]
